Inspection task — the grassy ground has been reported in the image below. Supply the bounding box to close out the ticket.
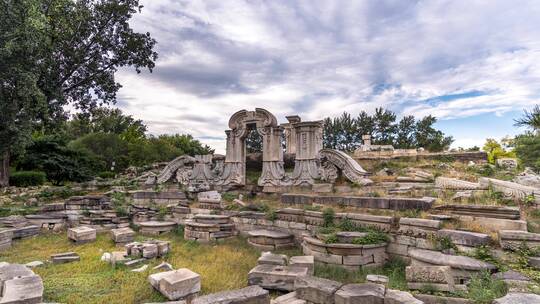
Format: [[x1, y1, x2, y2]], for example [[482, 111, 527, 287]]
[[0, 232, 261, 304]]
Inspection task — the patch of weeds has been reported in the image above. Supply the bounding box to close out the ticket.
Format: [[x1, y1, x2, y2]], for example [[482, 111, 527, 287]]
[[265, 210, 277, 221], [175, 225, 185, 238], [467, 271, 507, 304], [469, 245, 500, 267], [323, 233, 339, 244], [316, 226, 338, 235], [400, 209, 422, 218], [428, 235, 457, 251], [351, 231, 389, 245], [114, 206, 128, 217], [221, 192, 236, 202], [419, 283, 438, 295], [303, 205, 322, 212], [322, 208, 335, 227], [157, 206, 168, 221]]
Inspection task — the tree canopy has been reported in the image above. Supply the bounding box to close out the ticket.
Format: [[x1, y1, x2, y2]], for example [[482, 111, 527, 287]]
[[322, 108, 453, 152], [1, 0, 157, 186]]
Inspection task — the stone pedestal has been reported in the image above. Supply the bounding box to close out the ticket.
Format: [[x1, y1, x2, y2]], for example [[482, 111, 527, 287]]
[[67, 226, 96, 243], [148, 268, 201, 301], [110, 227, 135, 244]]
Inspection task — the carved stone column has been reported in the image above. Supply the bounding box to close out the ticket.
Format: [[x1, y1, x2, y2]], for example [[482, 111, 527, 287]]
[[258, 126, 288, 187], [282, 115, 301, 154], [290, 121, 324, 186], [218, 129, 246, 186]]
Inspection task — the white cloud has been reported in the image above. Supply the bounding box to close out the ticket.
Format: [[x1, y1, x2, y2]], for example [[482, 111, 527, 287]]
[[114, 0, 540, 153]]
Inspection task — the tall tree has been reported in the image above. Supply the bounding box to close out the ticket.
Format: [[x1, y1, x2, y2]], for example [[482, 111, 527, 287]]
[[66, 107, 147, 140], [0, 0, 47, 186], [415, 115, 453, 152], [395, 115, 417, 148], [355, 111, 375, 139], [372, 107, 397, 145], [514, 104, 540, 134], [0, 0, 157, 186]]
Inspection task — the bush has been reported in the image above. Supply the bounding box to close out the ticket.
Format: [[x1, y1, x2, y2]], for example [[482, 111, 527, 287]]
[[323, 208, 335, 227], [10, 171, 46, 187], [514, 134, 540, 171], [98, 171, 116, 179]]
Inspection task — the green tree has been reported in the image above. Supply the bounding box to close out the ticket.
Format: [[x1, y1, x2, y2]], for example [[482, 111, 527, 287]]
[[415, 115, 453, 152], [70, 132, 129, 172], [372, 107, 397, 145], [65, 107, 147, 140], [514, 134, 540, 171], [482, 138, 515, 164], [355, 111, 375, 138], [17, 136, 98, 185], [514, 104, 540, 134], [1, 0, 157, 186], [395, 115, 417, 148], [0, 0, 47, 186]]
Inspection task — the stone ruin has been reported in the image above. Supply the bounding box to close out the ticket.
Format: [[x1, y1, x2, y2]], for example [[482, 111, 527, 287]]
[[147, 108, 372, 192]]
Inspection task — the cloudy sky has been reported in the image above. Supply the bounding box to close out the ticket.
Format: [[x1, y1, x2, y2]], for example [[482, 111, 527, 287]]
[[115, 0, 540, 153]]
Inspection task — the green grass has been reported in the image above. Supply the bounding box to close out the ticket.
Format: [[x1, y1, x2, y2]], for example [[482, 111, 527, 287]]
[[0, 232, 260, 304]]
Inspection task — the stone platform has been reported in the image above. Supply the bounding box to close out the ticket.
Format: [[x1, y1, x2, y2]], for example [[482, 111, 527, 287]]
[[139, 221, 177, 235], [247, 229, 295, 251], [184, 214, 235, 243], [0, 263, 43, 304], [302, 236, 387, 271]]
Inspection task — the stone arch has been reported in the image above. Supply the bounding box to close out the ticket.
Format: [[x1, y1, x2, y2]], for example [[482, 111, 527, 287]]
[[220, 108, 286, 187]]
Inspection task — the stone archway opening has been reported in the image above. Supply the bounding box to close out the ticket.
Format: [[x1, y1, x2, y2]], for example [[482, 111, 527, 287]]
[[245, 123, 263, 185]]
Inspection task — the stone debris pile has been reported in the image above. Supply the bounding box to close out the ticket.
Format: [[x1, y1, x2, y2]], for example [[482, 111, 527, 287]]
[[67, 226, 96, 243]]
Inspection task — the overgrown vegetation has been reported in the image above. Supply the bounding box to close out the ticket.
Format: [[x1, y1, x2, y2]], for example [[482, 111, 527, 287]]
[[9, 171, 46, 187]]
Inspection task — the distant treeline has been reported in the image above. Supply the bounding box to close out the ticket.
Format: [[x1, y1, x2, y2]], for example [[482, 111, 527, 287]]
[[323, 108, 454, 152]]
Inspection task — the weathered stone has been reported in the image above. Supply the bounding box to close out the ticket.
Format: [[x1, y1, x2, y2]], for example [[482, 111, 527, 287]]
[[258, 252, 288, 266], [408, 248, 496, 272], [433, 204, 521, 220], [437, 229, 490, 247], [493, 292, 540, 304], [312, 184, 333, 193], [272, 291, 306, 304], [514, 168, 540, 188], [334, 283, 385, 304], [67, 226, 96, 243], [289, 256, 314, 275], [384, 289, 423, 304], [139, 221, 177, 235], [142, 243, 158, 259], [248, 265, 309, 292], [414, 294, 471, 304], [435, 177, 483, 190], [406, 266, 453, 284], [132, 265, 148, 272], [499, 230, 540, 250], [148, 268, 201, 301], [25, 261, 44, 268], [366, 275, 388, 286], [496, 158, 518, 169], [0, 264, 43, 304], [187, 285, 270, 304], [110, 227, 135, 244], [248, 230, 295, 251], [153, 262, 174, 271], [294, 275, 342, 304], [51, 252, 80, 264]]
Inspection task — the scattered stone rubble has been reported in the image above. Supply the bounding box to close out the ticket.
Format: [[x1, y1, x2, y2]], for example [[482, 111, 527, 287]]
[[51, 252, 80, 264], [148, 268, 201, 301]]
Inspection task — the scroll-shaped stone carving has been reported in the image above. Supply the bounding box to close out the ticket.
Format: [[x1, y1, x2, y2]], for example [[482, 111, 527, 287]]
[[435, 177, 484, 190], [156, 155, 198, 184], [318, 149, 373, 185]]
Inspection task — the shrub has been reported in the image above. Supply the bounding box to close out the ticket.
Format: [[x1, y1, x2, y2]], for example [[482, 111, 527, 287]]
[[323, 208, 335, 227], [10, 171, 46, 187], [467, 271, 507, 304], [351, 231, 389, 245], [323, 233, 339, 244], [98, 171, 116, 179]]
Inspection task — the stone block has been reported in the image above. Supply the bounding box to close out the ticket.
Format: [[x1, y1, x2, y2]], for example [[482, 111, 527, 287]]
[[190, 285, 270, 304], [248, 265, 309, 292], [437, 229, 490, 247], [149, 268, 201, 301], [51, 252, 80, 264], [312, 184, 333, 193], [334, 283, 385, 304], [258, 252, 288, 266], [289, 256, 314, 275], [366, 275, 388, 286], [493, 292, 540, 304], [110, 227, 135, 244], [384, 289, 422, 304], [67, 226, 96, 243], [295, 275, 342, 304]]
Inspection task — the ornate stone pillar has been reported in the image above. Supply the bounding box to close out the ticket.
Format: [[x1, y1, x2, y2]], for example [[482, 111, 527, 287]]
[[282, 115, 301, 154], [258, 126, 287, 187], [218, 129, 246, 186], [290, 121, 323, 186]]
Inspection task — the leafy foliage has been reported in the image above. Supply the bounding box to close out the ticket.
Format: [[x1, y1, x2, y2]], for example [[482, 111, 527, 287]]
[[514, 104, 540, 132], [16, 136, 98, 185], [322, 108, 453, 152], [9, 171, 46, 187], [514, 134, 540, 171], [482, 138, 516, 164]]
